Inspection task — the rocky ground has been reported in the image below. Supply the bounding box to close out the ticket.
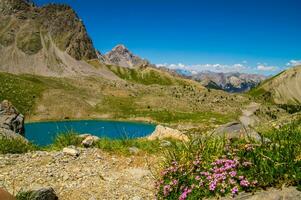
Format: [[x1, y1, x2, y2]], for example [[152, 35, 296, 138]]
[[0, 148, 157, 200]]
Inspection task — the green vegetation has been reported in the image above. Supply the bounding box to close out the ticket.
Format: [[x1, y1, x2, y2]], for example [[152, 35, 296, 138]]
[[46, 132, 164, 155], [156, 119, 301, 199], [0, 137, 36, 154], [0, 73, 45, 114], [97, 95, 233, 124], [107, 65, 176, 85], [16, 24, 42, 55], [48, 132, 82, 150]]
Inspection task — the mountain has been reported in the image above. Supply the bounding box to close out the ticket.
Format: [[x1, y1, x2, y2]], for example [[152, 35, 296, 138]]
[[250, 65, 301, 105], [104, 44, 150, 68], [175, 70, 266, 93], [0, 0, 118, 78]]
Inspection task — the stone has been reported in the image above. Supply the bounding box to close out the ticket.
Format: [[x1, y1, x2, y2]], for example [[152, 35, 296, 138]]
[[17, 187, 58, 200], [128, 147, 140, 154], [211, 121, 262, 141], [147, 125, 189, 142], [160, 140, 172, 147], [220, 186, 301, 200], [63, 146, 80, 157], [0, 188, 15, 200], [81, 135, 100, 148], [0, 100, 25, 137]]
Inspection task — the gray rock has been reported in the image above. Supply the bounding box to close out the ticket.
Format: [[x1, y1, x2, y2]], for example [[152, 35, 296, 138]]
[[128, 147, 140, 154], [0, 100, 25, 137], [81, 135, 100, 148], [160, 140, 172, 147], [17, 187, 58, 200], [211, 121, 262, 141], [63, 146, 80, 157], [219, 187, 301, 200]]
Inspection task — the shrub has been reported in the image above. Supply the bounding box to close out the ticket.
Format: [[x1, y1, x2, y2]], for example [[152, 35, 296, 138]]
[[156, 120, 301, 199], [0, 137, 36, 154], [48, 132, 82, 150]]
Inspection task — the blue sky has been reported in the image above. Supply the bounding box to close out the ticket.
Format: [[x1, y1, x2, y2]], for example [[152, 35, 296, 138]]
[[34, 0, 301, 75]]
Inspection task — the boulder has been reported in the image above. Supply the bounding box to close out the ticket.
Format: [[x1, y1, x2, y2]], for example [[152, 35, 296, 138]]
[[147, 125, 189, 142], [16, 187, 58, 200], [211, 121, 262, 141], [80, 135, 100, 147], [0, 100, 25, 137], [0, 188, 15, 200], [63, 146, 80, 157], [128, 146, 140, 154], [220, 186, 301, 200]]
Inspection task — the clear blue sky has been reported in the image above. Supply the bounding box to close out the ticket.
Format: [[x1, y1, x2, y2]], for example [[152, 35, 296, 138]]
[[34, 0, 301, 75]]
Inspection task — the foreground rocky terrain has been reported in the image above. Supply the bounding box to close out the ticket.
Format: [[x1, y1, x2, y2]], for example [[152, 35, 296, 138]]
[[0, 148, 157, 200]]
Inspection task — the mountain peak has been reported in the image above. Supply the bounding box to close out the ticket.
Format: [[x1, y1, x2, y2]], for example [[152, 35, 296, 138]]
[[104, 44, 149, 68]]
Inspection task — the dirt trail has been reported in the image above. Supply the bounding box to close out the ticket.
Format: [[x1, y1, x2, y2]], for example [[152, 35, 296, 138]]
[[239, 102, 260, 127]]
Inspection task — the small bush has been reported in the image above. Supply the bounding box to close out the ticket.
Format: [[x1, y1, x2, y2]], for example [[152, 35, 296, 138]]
[[156, 120, 301, 199], [48, 132, 82, 150], [95, 138, 163, 155], [0, 137, 36, 154]]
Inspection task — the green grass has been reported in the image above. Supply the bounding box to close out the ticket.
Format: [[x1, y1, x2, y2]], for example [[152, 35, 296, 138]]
[[42, 132, 164, 155], [107, 65, 176, 86], [0, 72, 80, 115], [0, 73, 45, 114], [97, 95, 232, 124], [0, 137, 37, 154], [46, 132, 82, 150], [156, 119, 301, 199]]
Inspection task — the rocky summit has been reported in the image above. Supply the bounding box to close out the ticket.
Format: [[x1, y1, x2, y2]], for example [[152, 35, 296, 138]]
[[104, 44, 150, 68]]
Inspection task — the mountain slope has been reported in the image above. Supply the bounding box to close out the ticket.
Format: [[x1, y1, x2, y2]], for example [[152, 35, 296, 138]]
[[0, 0, 117, 78], [250, 66, 301, 104]]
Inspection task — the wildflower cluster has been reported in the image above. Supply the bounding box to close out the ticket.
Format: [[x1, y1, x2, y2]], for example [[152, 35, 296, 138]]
[[156, 156, 257, 200]]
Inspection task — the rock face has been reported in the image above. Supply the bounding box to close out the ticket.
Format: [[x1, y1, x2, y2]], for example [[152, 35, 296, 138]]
[[0, 0, 120, 78], [147, 125, 189, 142], [104, 44, 150, 68], [0, 100, 25, 137]]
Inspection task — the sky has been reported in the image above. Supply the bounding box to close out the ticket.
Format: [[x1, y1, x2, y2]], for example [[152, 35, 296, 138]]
[[34, 0, 301, 75]]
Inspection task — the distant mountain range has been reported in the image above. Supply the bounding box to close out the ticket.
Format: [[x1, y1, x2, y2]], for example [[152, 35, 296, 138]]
[[164, 68, 267, 93]]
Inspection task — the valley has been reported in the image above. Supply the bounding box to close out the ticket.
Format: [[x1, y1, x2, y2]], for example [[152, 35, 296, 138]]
[[0, 0, 301, 200]]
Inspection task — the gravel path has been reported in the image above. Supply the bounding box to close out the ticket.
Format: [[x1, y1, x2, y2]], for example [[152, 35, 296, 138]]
[[0, 148, 157, 200]]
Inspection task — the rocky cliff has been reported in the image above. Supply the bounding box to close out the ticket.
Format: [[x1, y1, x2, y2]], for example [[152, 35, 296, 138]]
[[0, 0, 119, 77]]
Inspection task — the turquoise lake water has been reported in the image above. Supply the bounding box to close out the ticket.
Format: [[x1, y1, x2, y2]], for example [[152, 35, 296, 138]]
[[25, 120, 156, 146]]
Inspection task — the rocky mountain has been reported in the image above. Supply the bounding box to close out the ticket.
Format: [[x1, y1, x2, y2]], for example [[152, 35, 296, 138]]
[[251, 65, 301, 105], [0, 0, 118, 78], [175, 70, 266, 93], [104, 44, 150, 68]]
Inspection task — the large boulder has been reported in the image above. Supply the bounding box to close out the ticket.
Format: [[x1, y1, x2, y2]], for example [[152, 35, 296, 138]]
[[211, 121, 262, 141], [147, 125, 189, 142], [0, 100, 25, 137]]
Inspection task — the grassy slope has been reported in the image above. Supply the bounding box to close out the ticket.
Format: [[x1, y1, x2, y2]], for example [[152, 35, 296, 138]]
[[0, 69, 249, 128]]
